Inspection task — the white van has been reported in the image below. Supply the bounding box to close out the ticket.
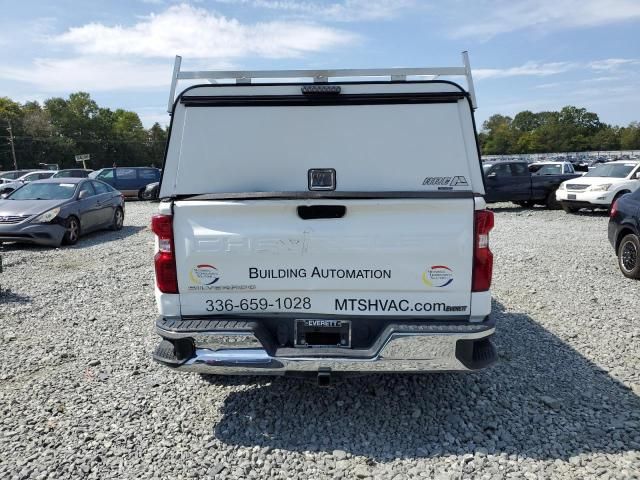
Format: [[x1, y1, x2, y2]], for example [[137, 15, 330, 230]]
[[152, 53, 496, 383]]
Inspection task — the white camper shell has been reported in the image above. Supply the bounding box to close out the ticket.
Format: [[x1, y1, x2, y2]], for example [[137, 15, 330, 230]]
[[153, 53, 496, 381]]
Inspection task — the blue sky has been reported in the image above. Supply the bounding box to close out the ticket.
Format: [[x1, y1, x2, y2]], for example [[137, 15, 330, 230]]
[[1, 0, 639, 128]]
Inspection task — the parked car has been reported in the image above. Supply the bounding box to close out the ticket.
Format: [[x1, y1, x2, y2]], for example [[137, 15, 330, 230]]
[[483, 160, 581, 208], [0, 178, 124, 247], [556, 161, 640, 213], [0, 170, 56, 196], [90, 167, 161, 199], [152, 58, 497, 381], [574, 158, 607, 172], [528, 161, 577, 176], [51, 169, 93, 178], [0, 169, 37, 183], [608, 189, 640, 278], [142, 181, 159, 200]]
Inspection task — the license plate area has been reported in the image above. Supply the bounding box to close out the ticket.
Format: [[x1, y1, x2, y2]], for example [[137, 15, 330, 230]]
[[295, 319, 351, 348], [568, 194, 576, 200]]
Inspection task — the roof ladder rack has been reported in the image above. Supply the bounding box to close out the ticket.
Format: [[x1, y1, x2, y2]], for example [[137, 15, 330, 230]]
[[167, 51, 477, 113]]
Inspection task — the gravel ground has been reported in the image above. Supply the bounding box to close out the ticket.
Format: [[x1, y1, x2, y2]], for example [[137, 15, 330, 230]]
[[1, 201, 639, 480]]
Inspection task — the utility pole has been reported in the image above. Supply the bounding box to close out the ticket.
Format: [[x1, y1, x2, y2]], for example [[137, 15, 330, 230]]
[[6, 120, 17, 170]]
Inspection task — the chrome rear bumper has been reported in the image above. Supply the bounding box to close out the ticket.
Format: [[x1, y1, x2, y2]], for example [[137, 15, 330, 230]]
[[154, 316, 496, 375]]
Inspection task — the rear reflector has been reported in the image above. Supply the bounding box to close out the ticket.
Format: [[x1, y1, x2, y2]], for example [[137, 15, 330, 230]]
[[151, 214, 178, 293], [472, 210, 494, 292]]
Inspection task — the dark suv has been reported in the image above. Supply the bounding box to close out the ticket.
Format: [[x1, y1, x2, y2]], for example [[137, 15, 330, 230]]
[[609, 189, 640, 279], [90, 167, 161, 199]]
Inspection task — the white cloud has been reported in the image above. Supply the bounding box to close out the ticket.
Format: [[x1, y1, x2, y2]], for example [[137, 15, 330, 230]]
[[54, 3, 357, 59], [476, 57, 640, 81], [137, 107, 171, 127], [451, 0, 640, 38], [214, 0, 417, 22], [0, 57, 175, 91], [475, 61, 577, 80], [589, 58, 639, 71]]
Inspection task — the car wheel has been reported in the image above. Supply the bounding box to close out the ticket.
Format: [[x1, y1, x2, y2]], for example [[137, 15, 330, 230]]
[[546, 189, 560, 209], [62, 216, 80, 246], [138, 188, 147, 201], [561, 203, 578, 214], [618, 234, 640, 279], [111, 207, 124, 231], [515, 201, 533, 208]]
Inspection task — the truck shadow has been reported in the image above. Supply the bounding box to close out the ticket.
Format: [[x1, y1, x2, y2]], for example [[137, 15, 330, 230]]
[[72, 225, 147, 249], [0, 225, 146, 251], [207, 300, 640, 461], [0, 289, 31, 304]]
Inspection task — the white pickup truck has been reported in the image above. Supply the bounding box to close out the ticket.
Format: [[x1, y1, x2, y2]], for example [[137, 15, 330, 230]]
[[152, 53, 496, 383]]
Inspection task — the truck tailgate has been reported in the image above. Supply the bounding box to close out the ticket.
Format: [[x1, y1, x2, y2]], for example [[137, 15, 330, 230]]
[[173, 198, 473, 318]]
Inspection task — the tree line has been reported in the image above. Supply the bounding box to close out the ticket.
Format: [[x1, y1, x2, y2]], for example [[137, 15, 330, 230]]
[[479, 106, 640, 155], [2, 94, 639, 170], [0, 92, 168, 171]]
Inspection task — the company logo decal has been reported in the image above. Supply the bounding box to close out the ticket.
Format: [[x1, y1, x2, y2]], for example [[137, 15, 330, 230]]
[[422, 265, 453, 288], [422, 176, 468, 189], [190, 264, 221, 285], [450, 176, 469, 187]]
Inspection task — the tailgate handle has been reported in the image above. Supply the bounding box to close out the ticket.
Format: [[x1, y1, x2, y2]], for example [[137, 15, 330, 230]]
[[297, 205, 346, 220]]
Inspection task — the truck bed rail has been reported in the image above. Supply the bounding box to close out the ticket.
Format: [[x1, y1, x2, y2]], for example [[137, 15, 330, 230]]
[[167, 51, 477, 112]]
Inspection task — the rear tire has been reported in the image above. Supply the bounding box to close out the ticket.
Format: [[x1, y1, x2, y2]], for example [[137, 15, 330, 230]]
[[617, 234, 640, 279], [561, 203, 578, 214], [62, 216, 80, 246], [546, 189, 560, 209], [138, 188, 146, 201], [111, 207, 124, 231]]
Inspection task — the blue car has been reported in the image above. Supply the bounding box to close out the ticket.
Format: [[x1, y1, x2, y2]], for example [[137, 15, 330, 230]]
[[608, 189, 640, 279], [90, 167, 161, 199]]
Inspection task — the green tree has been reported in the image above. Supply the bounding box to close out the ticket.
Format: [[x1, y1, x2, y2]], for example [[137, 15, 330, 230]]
[[511, 110, 539, 133], [481, 115, 517, 154], [620, 122, 640, 150], [147, 123, 168, 167], [592, 127, 621, 151], [0, 97, 22, 123]]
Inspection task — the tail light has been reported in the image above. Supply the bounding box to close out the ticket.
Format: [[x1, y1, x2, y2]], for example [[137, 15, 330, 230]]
[[472, 210, 494, 292], [610, 199, 619, 218], [151, 214, 178, 293]]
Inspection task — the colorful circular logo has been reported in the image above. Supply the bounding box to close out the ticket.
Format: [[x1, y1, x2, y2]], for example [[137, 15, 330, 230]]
[[422, 265, 453, 288], [190, 264, 221, 285]]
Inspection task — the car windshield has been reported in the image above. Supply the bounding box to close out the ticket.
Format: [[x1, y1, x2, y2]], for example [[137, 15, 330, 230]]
[[8, 182, 77, 200], [584, 163, 636, 178]]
